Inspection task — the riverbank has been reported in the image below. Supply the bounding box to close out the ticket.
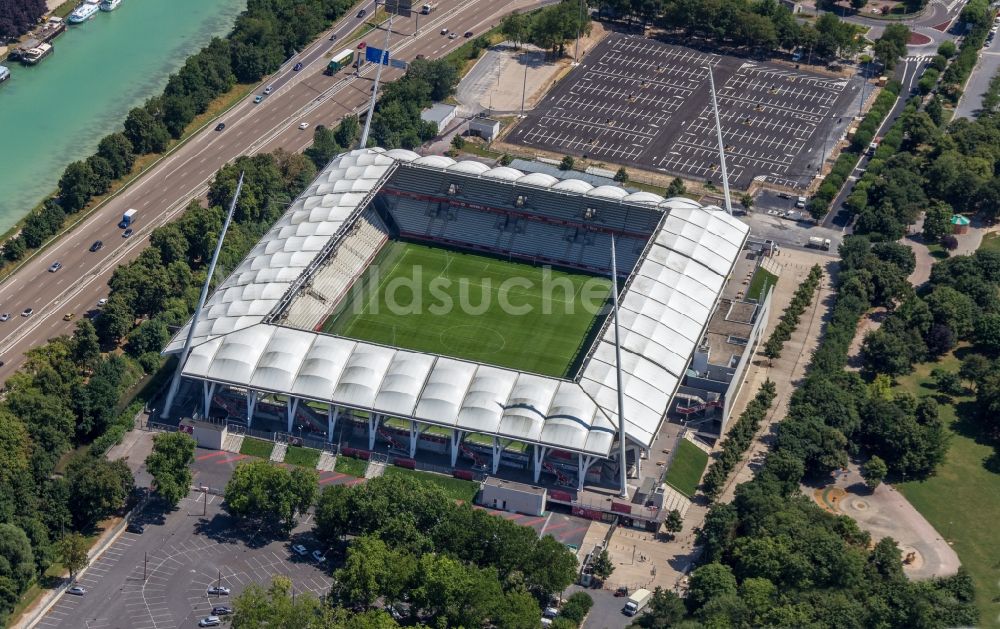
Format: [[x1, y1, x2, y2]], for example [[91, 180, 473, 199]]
[[0, 0, 246, 234]]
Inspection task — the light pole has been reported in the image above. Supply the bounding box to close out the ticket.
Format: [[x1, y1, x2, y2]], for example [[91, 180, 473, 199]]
[[574, 0, 584, 64]]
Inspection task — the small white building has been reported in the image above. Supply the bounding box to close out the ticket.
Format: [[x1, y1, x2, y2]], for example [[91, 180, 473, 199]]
[[469, 117, 501, 141], [420, 103, 457, 133]]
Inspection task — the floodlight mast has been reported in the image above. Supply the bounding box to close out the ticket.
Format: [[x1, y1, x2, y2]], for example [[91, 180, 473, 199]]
[[706, 65, 733, 216], [611, 235, 629, 499], [359, 1, 395, 149], [162, 171, 245, 418]]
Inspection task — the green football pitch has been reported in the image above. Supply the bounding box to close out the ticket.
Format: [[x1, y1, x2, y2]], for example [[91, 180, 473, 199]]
[[322, 241, 612, 378]]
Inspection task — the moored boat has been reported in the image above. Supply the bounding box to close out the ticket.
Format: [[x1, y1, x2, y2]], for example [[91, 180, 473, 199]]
[[20, 43, 54, 65], [99, 0, 122, 11], [68, 0, 100, 23], [0, 65, 10, 84]]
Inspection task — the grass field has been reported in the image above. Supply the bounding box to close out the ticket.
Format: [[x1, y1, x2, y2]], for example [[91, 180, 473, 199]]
[[664, 439, 709, 498], [240, 438, 274, 459], [335, 455, 369, 477], [284, 445, 320, 468], [324, 241, 611, 378], [979, 232, 1000, 254], [382, 466, 479, 502], [746, 268, 778, 301], [895, 353, 1000, 623]]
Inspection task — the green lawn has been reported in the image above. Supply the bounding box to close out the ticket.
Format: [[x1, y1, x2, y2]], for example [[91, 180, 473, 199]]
[[323, 241, 611, 378], [240, 437, 274, 459], [334, 455, 369, 477], [746, 268, 778, 301], [382, 466, 479, 502], [978, 232, 1000, 254], [664, 439, 709, 498], [895, 354, 1000, 623], [284, 445, 320, 468]]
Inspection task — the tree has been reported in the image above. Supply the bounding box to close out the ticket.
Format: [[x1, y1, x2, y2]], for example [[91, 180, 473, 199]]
[[558, 592, 593, 625], [0, 524, 34, 593], [501, 12, 531, 48], [71, 319, 101, 369], [922, 202, 953, 243], [589, 549, 614, 583], [614, 167, 629, 183], [95, 296, 135, 346], [123, 106, 170, 155], [57, 533, 89, 579], [941, 234, 958, 251], [67, 457, 134, 530], [0, 0, 47, 38], [224, 460, 308, 533], [451, 134, 465, 150], [58, 161, 96, 213], [332, 535, 396, 608], [231, 576, 341, 628], [873, 24, 910, 71], [687, 562, 738, 610], [559, 155, 575, 170], [931, 367, 964, 396], [666, 177, 686, 197], [125, 319, 170, 357], [635, 587, 686, 627], [959, 353, 992, 390], [96, 133, 136, 179], [740, 193, 754, 213], [975, 313, 1000, 355], [145, 432, 196, 507], [924, 286, 976, 339], [663, 509, 683, 538], [860, 456, 888, 490]]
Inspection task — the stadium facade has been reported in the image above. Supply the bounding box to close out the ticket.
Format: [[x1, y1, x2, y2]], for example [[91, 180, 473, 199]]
[[166, 148, 749, 490]]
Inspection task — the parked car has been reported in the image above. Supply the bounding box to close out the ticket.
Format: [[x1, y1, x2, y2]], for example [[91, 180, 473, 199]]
[[448, 32, 457, 39], [198, 617, 221, 627], [293, 62, 303, 71], [254, 95, 264, 103], [48, 261, 62, 272], [263, 85, 273, 95], [215, 122, 226, 131], [67, 586, 86, 596], [122, 228, 134, 238], [311, 550, 326, 563], [211, 606, 233, 616], [97, 298, 108, 307], [207, 586, 230, 596], [292, 544, 309, 556], [89, 240, 103, 252], [464, 30, 473, 37], [440, 27, 448, 35], [127, 522, 144, 534], [298, 122, 310, 130], [0, 314, 9, 322], [63, 313, 74, 321], [21, 308, 33, 317]]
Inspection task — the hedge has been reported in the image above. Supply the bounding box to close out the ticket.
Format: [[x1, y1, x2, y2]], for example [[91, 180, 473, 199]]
[[762, 265, 824, 360], [700, 382, 778, 500]]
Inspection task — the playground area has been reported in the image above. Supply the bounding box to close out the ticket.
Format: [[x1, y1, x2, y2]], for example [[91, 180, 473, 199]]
[[808, 463, 959, 581]]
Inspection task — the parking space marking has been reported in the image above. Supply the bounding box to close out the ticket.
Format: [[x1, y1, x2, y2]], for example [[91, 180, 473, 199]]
[[508, 33, 855, 188]]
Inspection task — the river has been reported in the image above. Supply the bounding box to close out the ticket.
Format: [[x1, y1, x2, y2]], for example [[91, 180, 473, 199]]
[[0, 0, 247, 235]]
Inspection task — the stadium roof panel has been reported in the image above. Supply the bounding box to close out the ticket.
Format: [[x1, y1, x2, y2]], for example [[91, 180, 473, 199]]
[[167, 149, 749, 457]]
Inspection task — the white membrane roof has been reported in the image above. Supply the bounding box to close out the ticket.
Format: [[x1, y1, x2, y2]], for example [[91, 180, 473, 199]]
[[167, 149, 749, 456]]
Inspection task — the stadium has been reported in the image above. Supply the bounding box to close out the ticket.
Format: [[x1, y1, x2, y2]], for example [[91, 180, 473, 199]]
[[165, 148, 749, 498]]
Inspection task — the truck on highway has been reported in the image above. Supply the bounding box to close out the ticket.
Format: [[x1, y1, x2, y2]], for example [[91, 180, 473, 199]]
[[421, 3, 438, 13], [622, 588, 652, 616], [119, 208, 137, 229], [325, 49, 355, 75], [807, 236, 831, 251]]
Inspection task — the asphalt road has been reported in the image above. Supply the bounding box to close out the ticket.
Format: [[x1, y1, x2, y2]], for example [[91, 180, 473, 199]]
[[819, 55, 929, 230], [955, 32, 1000, 118], [0, 0, 546, 383]]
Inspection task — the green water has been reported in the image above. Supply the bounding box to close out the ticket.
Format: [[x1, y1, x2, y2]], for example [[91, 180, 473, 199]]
[[0, 0, 246, 234]]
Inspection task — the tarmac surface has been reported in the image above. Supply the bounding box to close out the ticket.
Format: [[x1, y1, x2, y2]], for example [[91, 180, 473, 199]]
[[506, 33, 859, 189]]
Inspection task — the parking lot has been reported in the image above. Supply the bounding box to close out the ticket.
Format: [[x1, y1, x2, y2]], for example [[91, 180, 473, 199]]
[[507, 33, 858, 189], [36, 490, 332, 629]]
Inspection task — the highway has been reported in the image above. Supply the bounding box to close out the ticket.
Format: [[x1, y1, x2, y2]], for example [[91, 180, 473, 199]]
[[0, 0, 543, 383]]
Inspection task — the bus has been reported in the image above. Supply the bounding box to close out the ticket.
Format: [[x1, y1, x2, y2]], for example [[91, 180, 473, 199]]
[[325, 49, 354, 75]]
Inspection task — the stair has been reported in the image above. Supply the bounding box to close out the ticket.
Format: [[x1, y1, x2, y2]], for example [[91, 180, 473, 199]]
[[222, 433, 244, 454], [270, 442, 287, 463], [316, 451, 337, 472], [364, 454, 388, 479]]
